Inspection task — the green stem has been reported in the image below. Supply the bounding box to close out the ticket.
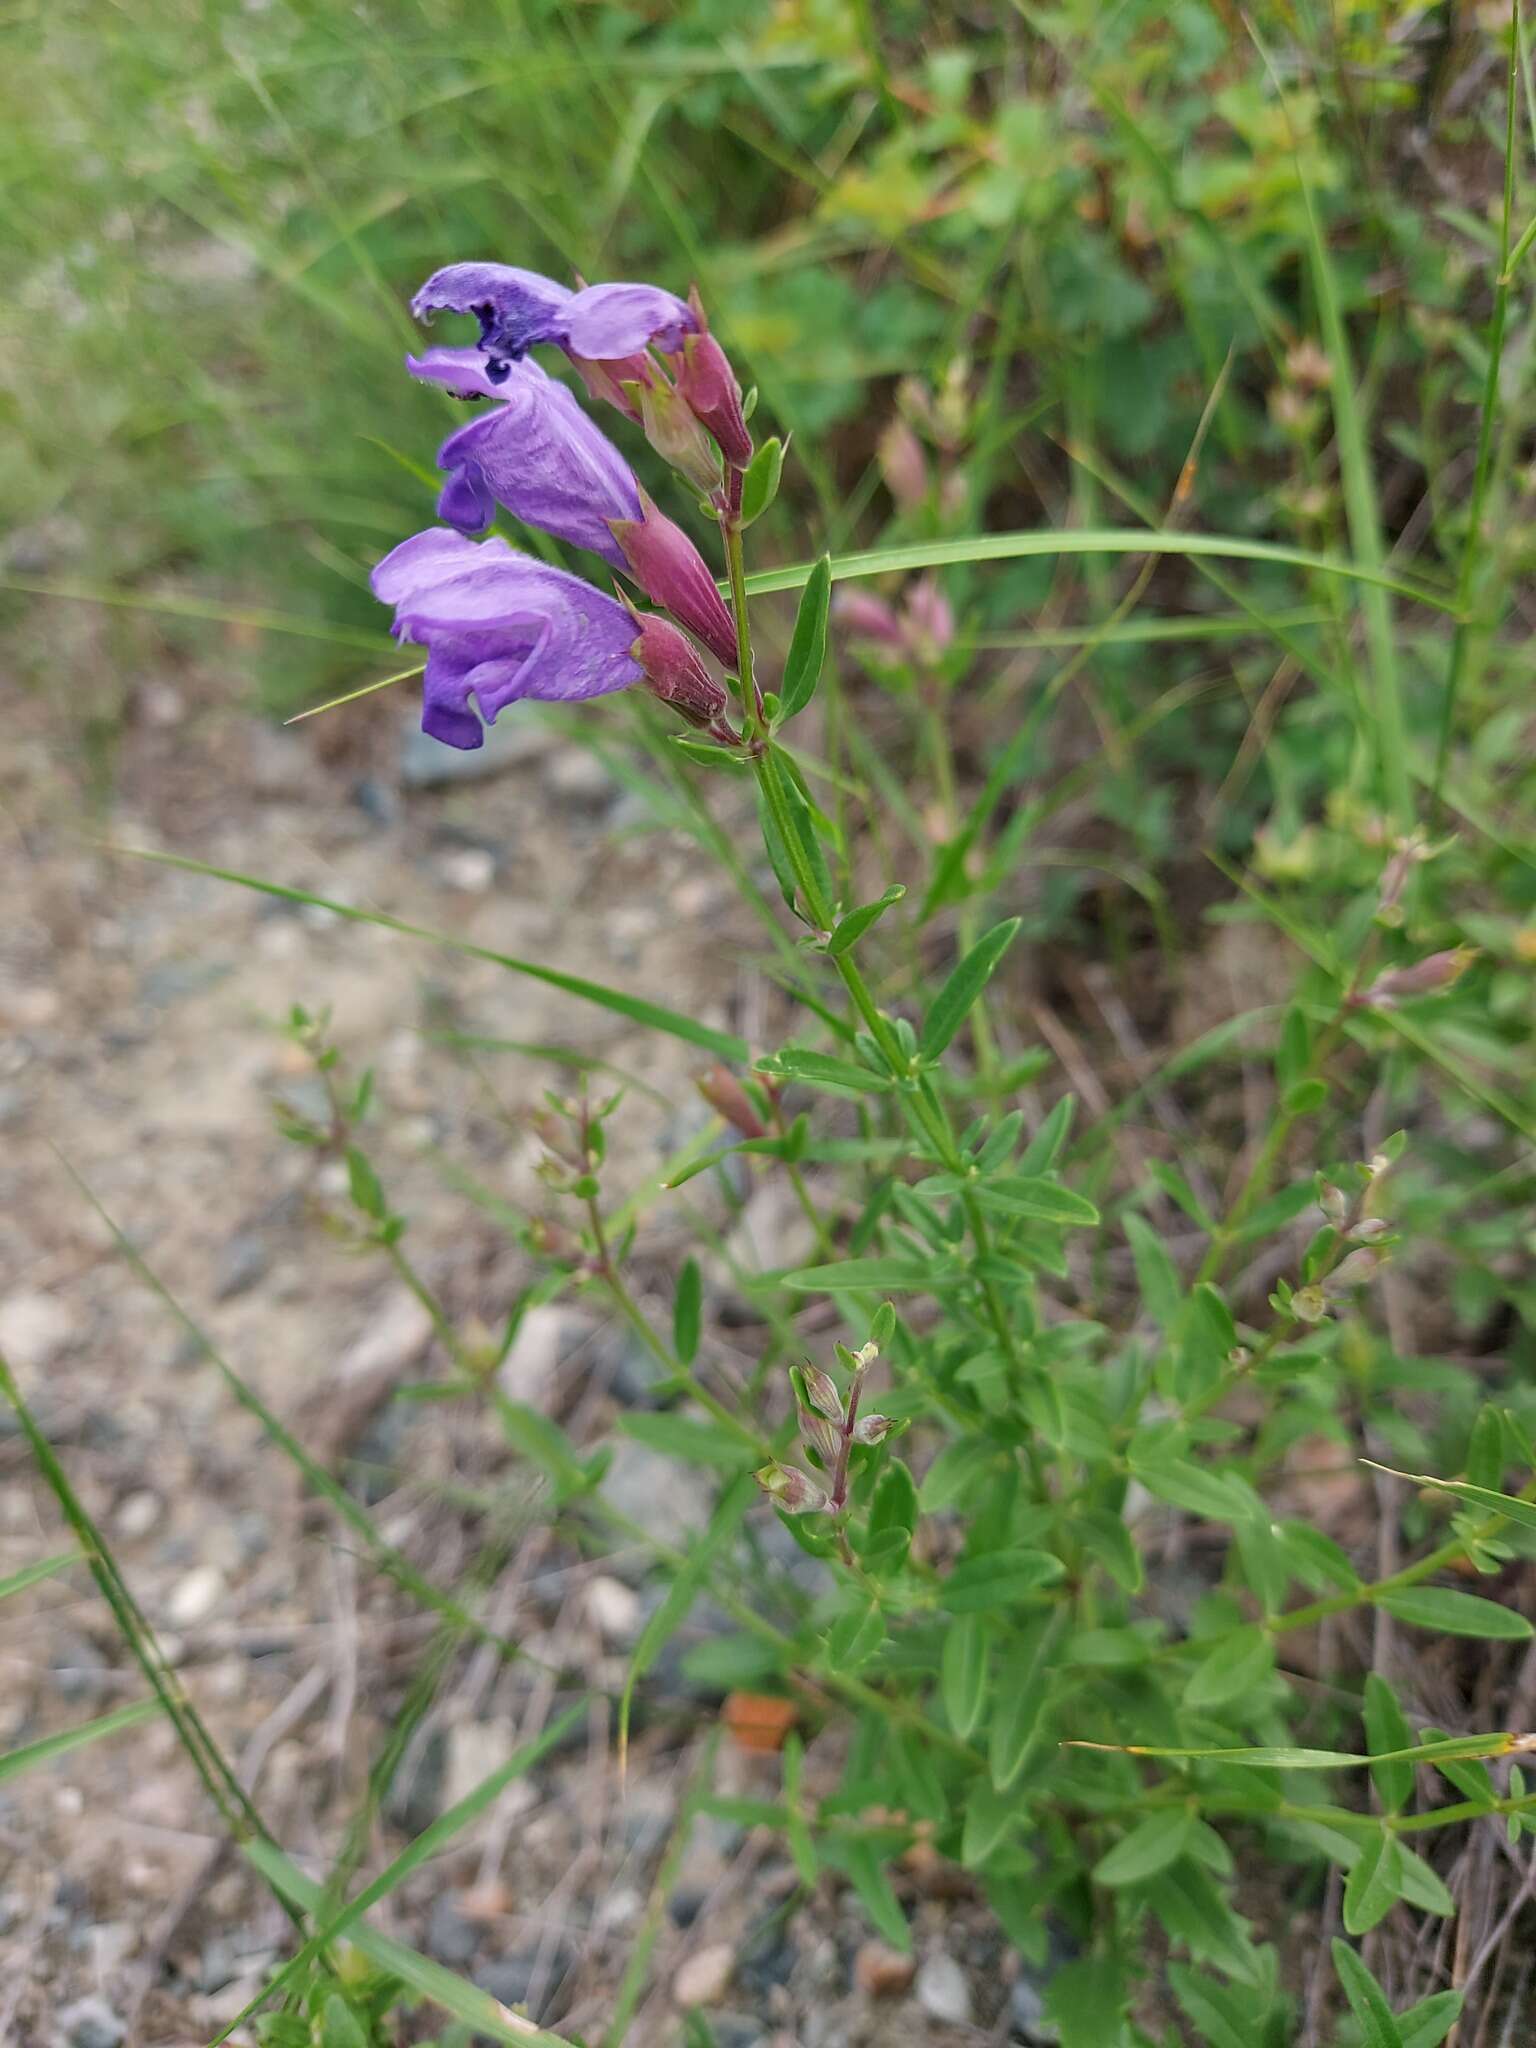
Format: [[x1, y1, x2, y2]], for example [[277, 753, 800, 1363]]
[[1432, 0, 1521, 802]]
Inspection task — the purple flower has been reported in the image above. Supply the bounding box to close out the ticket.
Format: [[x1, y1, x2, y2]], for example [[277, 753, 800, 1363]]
[[409, 349, 641, 567], [412, 264, 696, 367], [371, 529, 642, 750]]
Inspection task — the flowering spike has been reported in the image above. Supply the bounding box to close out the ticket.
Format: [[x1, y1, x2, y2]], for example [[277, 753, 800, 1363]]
[[903, 577, 954, 662], [755, 1464, 829, 1515]]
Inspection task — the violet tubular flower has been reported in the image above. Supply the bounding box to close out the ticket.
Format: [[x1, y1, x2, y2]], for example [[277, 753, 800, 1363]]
[[409, 349, 641, 568], [412, 263, 695, 378], [407, 348, 736, 668], [371, 529, 642, 750]]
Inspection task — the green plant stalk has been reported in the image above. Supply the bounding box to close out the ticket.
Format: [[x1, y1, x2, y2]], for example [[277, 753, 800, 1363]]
[[1269, 1477, 1536, 1638], [0, 1349, 310, 1937], [1433, 0, 1521, 801], [583, 1190, 767, 1453]]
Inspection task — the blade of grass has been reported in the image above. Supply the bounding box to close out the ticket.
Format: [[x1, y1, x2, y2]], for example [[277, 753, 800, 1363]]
[[0, 1347, 307, 1933], [0, 1551, 80, 1601], [0, 1700, 159, 1786], [111, 848, 750, 1063], [741, 531, 1460, 614], [215, 1701, 585, 2042], [1433, 0, 1522, 801], [244, 1839, 577, 2047]]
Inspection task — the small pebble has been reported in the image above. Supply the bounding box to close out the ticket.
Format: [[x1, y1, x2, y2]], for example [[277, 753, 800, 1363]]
[[584, 1574, 641, 1643], [855, 1941, 915, 1997], [167, 1565, 224, 1627], [673, 1941, 735, 2009], [0, 1289, 77, 1371], [60, 1996, 125, 2048], [436, 846, 496, 893], [115, 1490, 161, 1539], [916, 1953, 972, 2027]]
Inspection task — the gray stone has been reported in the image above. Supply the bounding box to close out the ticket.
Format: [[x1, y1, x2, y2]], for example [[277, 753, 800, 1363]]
[[60, 1998, 126, 2048], [427, 1893, 479, 1968], [214, 1231, 269, 1301], [601, 1439, 709, 1551], [916, 1953, 972, 2027], [399, 706, 554, 788], [0, 1288, 77, 1371], [1010, 1974, 1057, 2041]]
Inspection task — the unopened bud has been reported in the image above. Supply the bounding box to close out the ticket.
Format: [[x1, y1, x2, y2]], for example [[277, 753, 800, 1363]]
[[528, 1109, 583, 1167], [903, 576, 954, 661], [833, 588, 906, 651], [799, 1408, 841, 1463], [697, 1065, 767, 1139], [755, 1463, 829, 1514], [851, 1341, 879, 1372], [852, 1413, 897, 1446], [610, 492, 738, 668], [527, 1218, 581, 1262], [800, 1364, 844, 1423], [635, 377, 722, 495], [877, 417, 929, 510], [1353, 947, 1476, 1010], [630, 611, 729, 729], [1348, 1216, 1391, 1244], [1318, 1182, 1349, 1226], [1285, 338, 1333, 389], [1324, 1248, 1385, 1296], [678, 296, 754, 470]]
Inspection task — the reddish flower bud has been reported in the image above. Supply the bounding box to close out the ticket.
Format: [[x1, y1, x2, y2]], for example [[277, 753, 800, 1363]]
[[799, 1408, 841, 1463], [697, 1065, 767, 1139], [755, 1463, 829, 1514], [636, 377, 722, 495], [678, 288, 753, 469], [877, 417, 928, 510], [630, 611, 728, 729], [1323, 1247, 1385, 1296], [609, 492, 737, 669], [903, 576, 954, 661], [852, 1412, 898, 1446], [1348, 1216, 1392, 1244], [833, 588, 905, 651], [1354, 947, 1475, 1010]]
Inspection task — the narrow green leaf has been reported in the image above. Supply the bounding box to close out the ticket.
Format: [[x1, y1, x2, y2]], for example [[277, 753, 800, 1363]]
[[739, 435, 784, 528], [118, 851, 749, 1062], [1362, 1463, 1536, 1534], [975, 1176, 1100, 1227], [778, 553, 832, 720], [1363, 1672, 1414, 1813], [921, 919, 1021, 1060], [825, 1603, 884, 1670], [245, 1840, 577, 2046], [783, 1258, 947, 1294], [824, 1834, 909, 1949], [1376, 1585, 1533, 1640], [990, 1613, 1062, 1791], [941, 1613, 990, 1740], [741, 532, 1460, 614], [943, 1550, 1065, 1614], [1184, 1626, 1275, 1711], [1396, 1990, 1463, 2048], [1123, 1212, 1183, 1332], [345, 1145, 386, 1222], [1093, 1806, 1195, 1887], [961, 1774, 1018, 1868], [673, 1258, 702, 1368], [759, 1048, 892, 1095], [827, 883, 905, 957], [1018, 1095, 1076, 1175], [1044, 1957, 1129, 2048], [0, 1552, 79, 1602], [0, 1700, 158, 1786], [1331, 1939, 1406, 2048], [1168, 1964, 1259, 2048], [1343, 1830, 1405, 1935]]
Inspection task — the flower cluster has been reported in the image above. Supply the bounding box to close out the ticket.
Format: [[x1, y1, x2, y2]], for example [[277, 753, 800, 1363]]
[[374, 262, 754, 749], [755, 1341, 899, 1518]]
